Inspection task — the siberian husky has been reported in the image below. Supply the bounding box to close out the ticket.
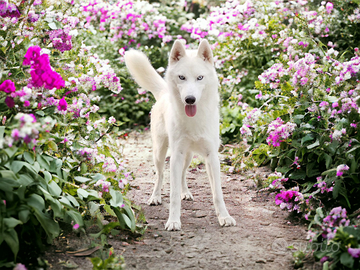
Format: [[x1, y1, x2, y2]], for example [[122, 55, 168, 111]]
[[124, 39, 236, 231]]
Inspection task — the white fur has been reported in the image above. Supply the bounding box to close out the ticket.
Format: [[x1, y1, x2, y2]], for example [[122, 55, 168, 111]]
[[125, 40, 236, 231]]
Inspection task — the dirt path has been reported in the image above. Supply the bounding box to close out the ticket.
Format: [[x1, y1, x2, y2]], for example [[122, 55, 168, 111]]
[[114, 132, 307, 270]]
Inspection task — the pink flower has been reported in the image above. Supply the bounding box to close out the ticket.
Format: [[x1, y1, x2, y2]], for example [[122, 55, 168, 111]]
[[13, 263, 27, 270], [5, 96, 15, 108], [336, 164, 349, 176], [57, 97, 68, 111], [348, 248, 360, 258], [326, 2, 334, 14], [23, 45, 42, 66], [0, 79, 16, 93], [73, 223, 80, 230], [11, 129, 20, 140], [24, 100, 31, 107]]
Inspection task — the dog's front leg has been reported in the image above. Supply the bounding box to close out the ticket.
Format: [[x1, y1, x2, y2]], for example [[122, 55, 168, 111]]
[[165, 151, 183, 231], [206, 152, 236, 227]]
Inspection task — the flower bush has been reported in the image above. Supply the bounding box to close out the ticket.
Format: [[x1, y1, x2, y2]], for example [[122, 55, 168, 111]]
[[0, 0, 157, 268], [183, 0, 360, 269]]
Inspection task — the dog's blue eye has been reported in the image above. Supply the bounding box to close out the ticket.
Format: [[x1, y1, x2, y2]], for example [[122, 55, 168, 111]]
[[179, 75, 186, 80], [197, 75, 204, 81]]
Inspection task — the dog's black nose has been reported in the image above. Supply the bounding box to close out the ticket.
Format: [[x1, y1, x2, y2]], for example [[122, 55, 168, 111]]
[[185, 96, 196, 105]]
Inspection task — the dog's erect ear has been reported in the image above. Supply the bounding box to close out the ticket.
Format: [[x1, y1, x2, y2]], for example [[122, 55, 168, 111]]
[[197, 39, 213, 65], [169, 40, 186, 65]]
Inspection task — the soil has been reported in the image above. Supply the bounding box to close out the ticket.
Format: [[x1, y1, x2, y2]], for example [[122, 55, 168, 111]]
[[44, 132, 312, 270]]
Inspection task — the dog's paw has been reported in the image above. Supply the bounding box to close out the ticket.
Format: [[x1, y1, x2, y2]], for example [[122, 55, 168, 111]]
[[148, 196, 162, 205], [181, 191, 194, 201], [218, 216, 236, 227], [165, 220, 181, 231]]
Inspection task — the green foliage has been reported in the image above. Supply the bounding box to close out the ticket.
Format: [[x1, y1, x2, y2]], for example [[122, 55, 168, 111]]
[[90, 248, 125, 270]]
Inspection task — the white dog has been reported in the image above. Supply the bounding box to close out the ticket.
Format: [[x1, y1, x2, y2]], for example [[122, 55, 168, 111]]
[[124, 39, 236, 231]]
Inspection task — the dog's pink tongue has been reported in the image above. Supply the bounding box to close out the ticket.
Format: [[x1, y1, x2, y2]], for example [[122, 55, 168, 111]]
[[185, 104, 196, 117]]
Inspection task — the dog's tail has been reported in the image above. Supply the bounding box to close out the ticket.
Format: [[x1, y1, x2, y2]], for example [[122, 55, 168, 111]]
[[124, 50, 167, 101]]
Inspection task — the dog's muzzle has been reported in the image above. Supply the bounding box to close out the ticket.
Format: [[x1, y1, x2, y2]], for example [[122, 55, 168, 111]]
[[185, 95, 197, 117]]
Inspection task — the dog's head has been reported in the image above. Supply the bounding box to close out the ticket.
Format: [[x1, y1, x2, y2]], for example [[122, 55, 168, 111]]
[[167, 39, 217, 117]]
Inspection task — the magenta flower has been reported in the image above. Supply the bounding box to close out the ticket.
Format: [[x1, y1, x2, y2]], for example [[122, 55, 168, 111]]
[[49, 29, 73, 53], [0, 2, 20, 18], [326, 2, 334, 14], [57, 97, 68, 111], [23, 45, 42, 66], [336, 164, 349, 176], [348, 247, 360, 258], [11, 129, 20, 140], [0, 80, 16, 93], [5, 96, 15, 108], [13, 263, 27, 270], [73, 223, 80, 230], [266, 118, 296, 147]]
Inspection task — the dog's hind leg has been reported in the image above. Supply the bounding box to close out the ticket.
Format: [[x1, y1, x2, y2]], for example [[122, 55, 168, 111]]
[[205, 151, 236, 227], [181, 151, 194, 201], [148, 136, 168, 205]]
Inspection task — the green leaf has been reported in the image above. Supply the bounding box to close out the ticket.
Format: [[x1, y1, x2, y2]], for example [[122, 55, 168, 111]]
[[0, 170, 17, 180], [11, 161, 37, 174], [333, 180, 342, 199], [340, 252, 354, 268], [74, 176, 92, 183], [301, 134, 314, 145], [323, 154, 332, 169], [0, 178, 19, 193], [3, 218, 22, 229], [119, 204, 136, 232], [18, 209, 31, 223], [36, 110, 45, 117], [80, 163, 87, 174], [307, 139, 319, 149], [88, 202, 100, 216], [66, 194, 79, 207], [23, 152, 34, 164], [48, 180, 62, 197], [37, 155, 50, 170], [27, 193, 45, 211], [4, 229, 19, 259], [77, 188, 89, 200], [48, 141, 58, 152], [50, 158, 62, 173], [66, 210, 84, 227], [43, 171, 52, 182], [104, 204, 116, 217], [109, 189, 123, 207], [0, 126, 4, 138], [33, 209, 60, 242], [290, 169, 306, 180]]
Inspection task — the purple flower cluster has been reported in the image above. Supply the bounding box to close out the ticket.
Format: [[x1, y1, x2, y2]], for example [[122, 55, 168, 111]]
[[275, 187, 304, 212], [333, 55, 360, 84], [0, 80, 16, 108], [10, 113, 40, 146], [348, 247, 360, 259], [268, 172, 288, 189], [336, 164, 349, 177], [23, 46, 65, 90], [288, 53, 316, 87], [313, 176, 333, 193], [258, 63, 286, 89], [0, 1, 20, 19], [266, 118, 297, 147], [94, 178, 111, 193], [321, 206, 350, 239], [79, 0, 173, 44], [181, 0, 258, 41], [49, 29, 72, 53]]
